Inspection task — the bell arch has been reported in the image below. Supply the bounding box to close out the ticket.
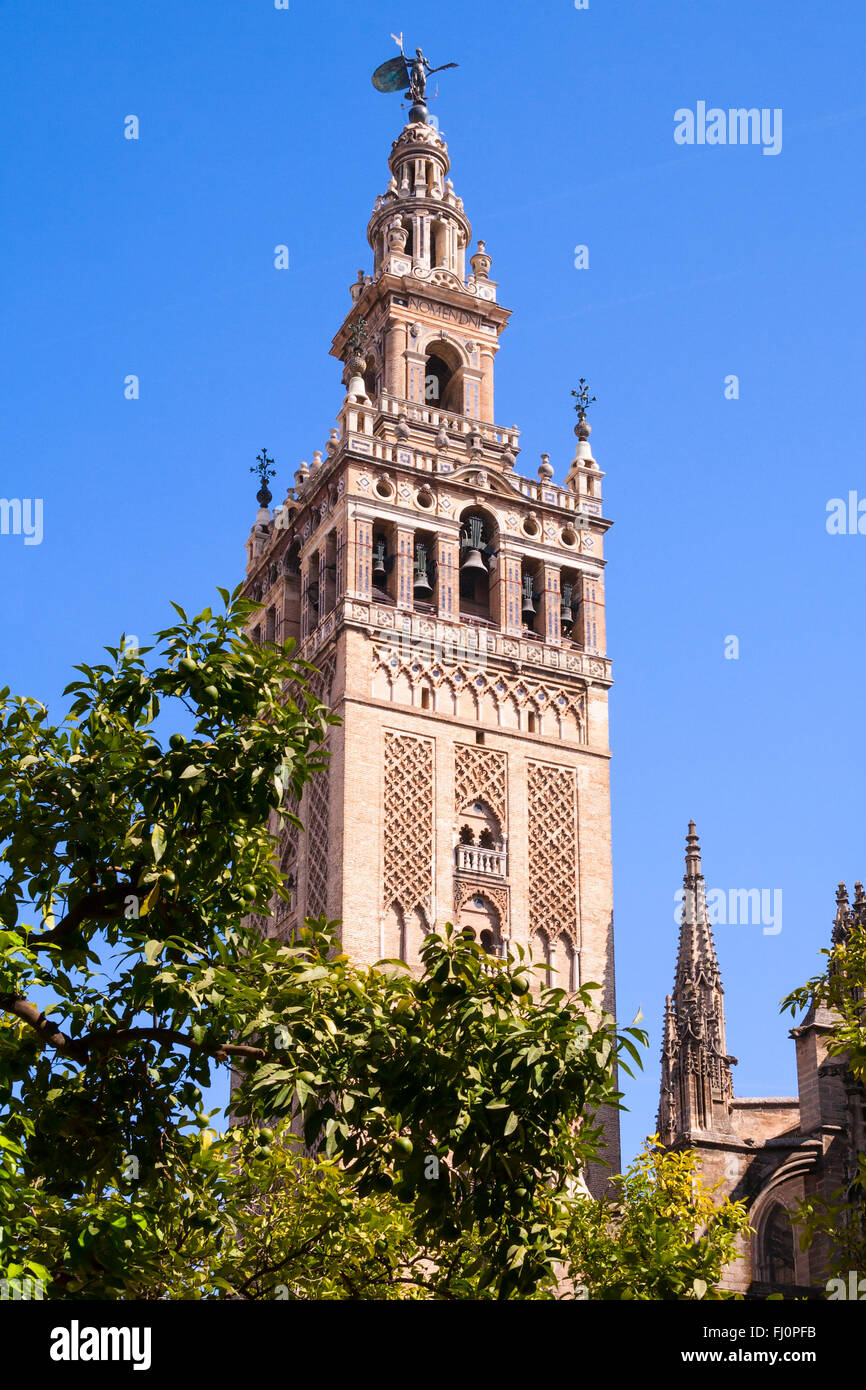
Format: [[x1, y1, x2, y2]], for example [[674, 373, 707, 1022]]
[[456, 505, 500, 624], [422, 337, 465, 413]]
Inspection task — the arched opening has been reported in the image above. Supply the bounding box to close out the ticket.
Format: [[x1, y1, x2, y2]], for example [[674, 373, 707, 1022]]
[[560, 566, 583, 647], [455, 800, 505, 875], [560, 935, 578, 992], [306, 550, 321, 631], [458, 509, 498, 624], [321, 531, 337, 617], [402, 216, 415, 259], [459, 893, 504, 957], [521, 559, 543, 635], [534, 929, 553, 997], [371, 521, 398, 605], [383, 902, 405, 962], [405, 906, 429, 970], [280, 541, 302, 645], [424, 339, 463, 413], [413, 527, 437, 612], [431, 220, 451, 269], [363, 353, 380, 403]]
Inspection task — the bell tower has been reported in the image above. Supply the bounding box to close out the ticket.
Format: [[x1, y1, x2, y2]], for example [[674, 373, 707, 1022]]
[[243, 99, 619, 1174]]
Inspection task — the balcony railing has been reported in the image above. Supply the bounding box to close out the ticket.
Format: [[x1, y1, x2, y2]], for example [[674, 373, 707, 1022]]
[[455, 845, 507, 876]]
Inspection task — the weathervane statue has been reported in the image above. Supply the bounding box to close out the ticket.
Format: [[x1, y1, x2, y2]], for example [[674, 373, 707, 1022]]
[[371, 32, 458, 124]]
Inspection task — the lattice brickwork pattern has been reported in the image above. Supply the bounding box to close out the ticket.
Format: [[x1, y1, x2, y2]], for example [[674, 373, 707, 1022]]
[[383, 732, 434, 920], [273, 792, 300, 928], [527, 761, 578, 941], [455, 744, 507, 829], [305, 768, 330, 919]]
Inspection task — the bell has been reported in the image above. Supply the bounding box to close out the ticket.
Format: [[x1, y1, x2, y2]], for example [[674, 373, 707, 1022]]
[[461, 546, 488, 576], [560, 582, 574, 631], [372, 538, 387, 586], [460, 515, 488, 576], [413, 543, 433, 599], [522, 575, 536, 623]]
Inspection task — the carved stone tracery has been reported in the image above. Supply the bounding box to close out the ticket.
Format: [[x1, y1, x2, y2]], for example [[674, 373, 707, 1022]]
[[383, 732, 434, 922], [455, 744, 507, 828], [305, 768, 330, 919], [527, 760, 578, 943]]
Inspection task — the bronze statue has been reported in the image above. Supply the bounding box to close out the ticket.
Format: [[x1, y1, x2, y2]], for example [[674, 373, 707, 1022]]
[[372, 34, 457, 118]]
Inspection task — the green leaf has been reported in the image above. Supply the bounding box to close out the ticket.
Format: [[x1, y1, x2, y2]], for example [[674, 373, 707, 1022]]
[[139, 882, 160, 917], [151, 824, 167, 862]]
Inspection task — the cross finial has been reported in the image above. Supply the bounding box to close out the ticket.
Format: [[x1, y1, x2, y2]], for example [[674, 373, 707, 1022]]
[[250, 447, 276, 508], [571, 378, 597, 423]]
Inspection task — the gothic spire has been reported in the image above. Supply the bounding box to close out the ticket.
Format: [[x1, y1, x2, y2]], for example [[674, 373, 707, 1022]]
[[658, 823, 736, 1144], [675, 819, 723, 998]]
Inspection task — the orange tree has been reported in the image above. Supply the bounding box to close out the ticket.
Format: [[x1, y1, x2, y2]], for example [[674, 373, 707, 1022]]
[[0, 588, 644, 1299]]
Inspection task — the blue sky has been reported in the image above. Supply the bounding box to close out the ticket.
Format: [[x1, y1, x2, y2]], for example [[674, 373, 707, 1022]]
[[1, 0, 864, 1166]]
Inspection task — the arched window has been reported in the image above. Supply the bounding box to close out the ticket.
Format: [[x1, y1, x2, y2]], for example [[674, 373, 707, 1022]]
[[455, 801, 505, 875], [762, 1204, 796, 1286], [459, 893, 503, 956]]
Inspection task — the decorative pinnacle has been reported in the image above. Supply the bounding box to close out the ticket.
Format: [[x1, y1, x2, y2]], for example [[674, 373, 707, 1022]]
[[571, 378, 597, 424], [685, 820, 703, 879], [250, 448, 276, 508]]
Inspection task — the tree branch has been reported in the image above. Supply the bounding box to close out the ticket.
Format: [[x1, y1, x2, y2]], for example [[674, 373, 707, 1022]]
[[26, 883, 137, 947], [0, 995, 266, 1065]]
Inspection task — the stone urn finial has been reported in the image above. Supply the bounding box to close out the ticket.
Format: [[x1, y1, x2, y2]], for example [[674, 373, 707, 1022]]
[[470, 240, 492, 279]]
